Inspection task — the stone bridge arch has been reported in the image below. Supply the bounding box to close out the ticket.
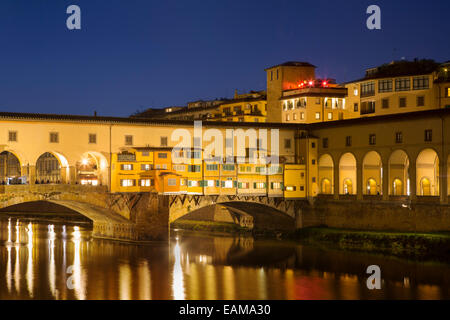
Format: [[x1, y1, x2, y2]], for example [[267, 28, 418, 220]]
[[0, 184, 143, 241], [168, 194, 305, 230]]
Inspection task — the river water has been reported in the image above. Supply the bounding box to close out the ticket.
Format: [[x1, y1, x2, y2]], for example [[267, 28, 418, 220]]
[[0, 217, 449, 300]]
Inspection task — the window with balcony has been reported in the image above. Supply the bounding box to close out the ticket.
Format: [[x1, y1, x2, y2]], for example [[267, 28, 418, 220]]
[[361, 82, 375, 97], [395, 78, 410, 91], [222, 164, 235, 171], [378, 79, 393, 93], [413, 76, 429, 90]]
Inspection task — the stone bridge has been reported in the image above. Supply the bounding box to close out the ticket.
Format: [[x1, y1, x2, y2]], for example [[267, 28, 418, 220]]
[[0, 185, 304, 241]]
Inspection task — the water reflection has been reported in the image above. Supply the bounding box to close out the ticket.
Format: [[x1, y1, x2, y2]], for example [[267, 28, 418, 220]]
[[26, 222, 33, 297], [172, 239, 185, 300], [0, 218, 450, 300]]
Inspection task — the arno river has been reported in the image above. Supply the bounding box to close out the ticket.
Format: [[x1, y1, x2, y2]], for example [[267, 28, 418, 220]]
[[0, 217, 449, 300]]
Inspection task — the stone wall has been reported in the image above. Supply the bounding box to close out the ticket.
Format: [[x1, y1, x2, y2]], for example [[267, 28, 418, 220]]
[[301, 198, 450, 232]]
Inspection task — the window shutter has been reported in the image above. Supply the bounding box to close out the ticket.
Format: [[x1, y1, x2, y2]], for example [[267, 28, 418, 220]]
[[280, 182, 284, 190], [253, 182, 256, 189], [238, 182, 242, 188], [221, 181, 225, 187], [270, 182, 274, 189], [233, 181, 237, 188], [216, 180, 220, 187]]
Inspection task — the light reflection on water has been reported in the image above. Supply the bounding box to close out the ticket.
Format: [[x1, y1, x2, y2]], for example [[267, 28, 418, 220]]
[[0, 218, 449, 300]]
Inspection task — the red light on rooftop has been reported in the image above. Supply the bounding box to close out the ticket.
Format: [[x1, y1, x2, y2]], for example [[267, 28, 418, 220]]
[[322, 81, 328, 87]]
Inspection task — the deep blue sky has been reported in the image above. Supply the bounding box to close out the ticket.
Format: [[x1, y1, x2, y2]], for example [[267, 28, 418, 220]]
[[0, 0, 449, 117]]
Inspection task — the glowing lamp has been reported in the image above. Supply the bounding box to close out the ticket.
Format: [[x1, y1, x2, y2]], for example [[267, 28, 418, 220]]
[[81, 158, 89, 165], [322, 81, 327, 87], [308, 81, 313, 86]]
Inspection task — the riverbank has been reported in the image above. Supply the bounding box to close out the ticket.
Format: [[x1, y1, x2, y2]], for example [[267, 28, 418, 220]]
[[294, 227, 450, 261], [171, 220, 450, 261]]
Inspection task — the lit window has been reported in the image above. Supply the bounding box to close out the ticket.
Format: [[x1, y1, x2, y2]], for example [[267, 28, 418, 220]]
[[120, 164, 133, 170], [285, 186, 296, 191], [293, 113, 297, 120], [271, 182, 281, 189], [300, 112, 305, 120], [140, 179, 151, 187], [354, 89, 358, 96], [141, 164, 152, 171], [254, 182, 266, 189], [223, 180, 233, 188], [315, 112, 320, 120], [188, 180, 198, 187], [328, 113, 332, 120], [446, 87, 450, 97], [120, 179, 135, 187], [286, 114, 290, 121]]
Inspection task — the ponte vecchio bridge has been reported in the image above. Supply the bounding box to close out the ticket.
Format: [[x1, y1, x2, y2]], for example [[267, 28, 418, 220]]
[[0, 110, 448, 241]]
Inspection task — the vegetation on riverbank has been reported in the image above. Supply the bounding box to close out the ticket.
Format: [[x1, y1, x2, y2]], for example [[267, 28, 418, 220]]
[[171, 220, 251, 234], [294, 227, 450, 260]]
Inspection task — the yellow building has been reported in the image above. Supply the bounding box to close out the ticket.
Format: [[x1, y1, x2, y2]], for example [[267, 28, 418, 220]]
[[213, 94, 267, 123], [345, 60, 450, 118], [111, 147, 181, 194], [281, 84, 352, 123]]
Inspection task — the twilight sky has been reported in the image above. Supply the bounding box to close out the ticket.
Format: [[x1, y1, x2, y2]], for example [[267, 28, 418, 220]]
[[0, 0, 449, 117]]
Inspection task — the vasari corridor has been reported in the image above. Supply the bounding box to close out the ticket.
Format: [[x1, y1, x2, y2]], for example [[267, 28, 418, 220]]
[[0, 0, 449, 316]]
